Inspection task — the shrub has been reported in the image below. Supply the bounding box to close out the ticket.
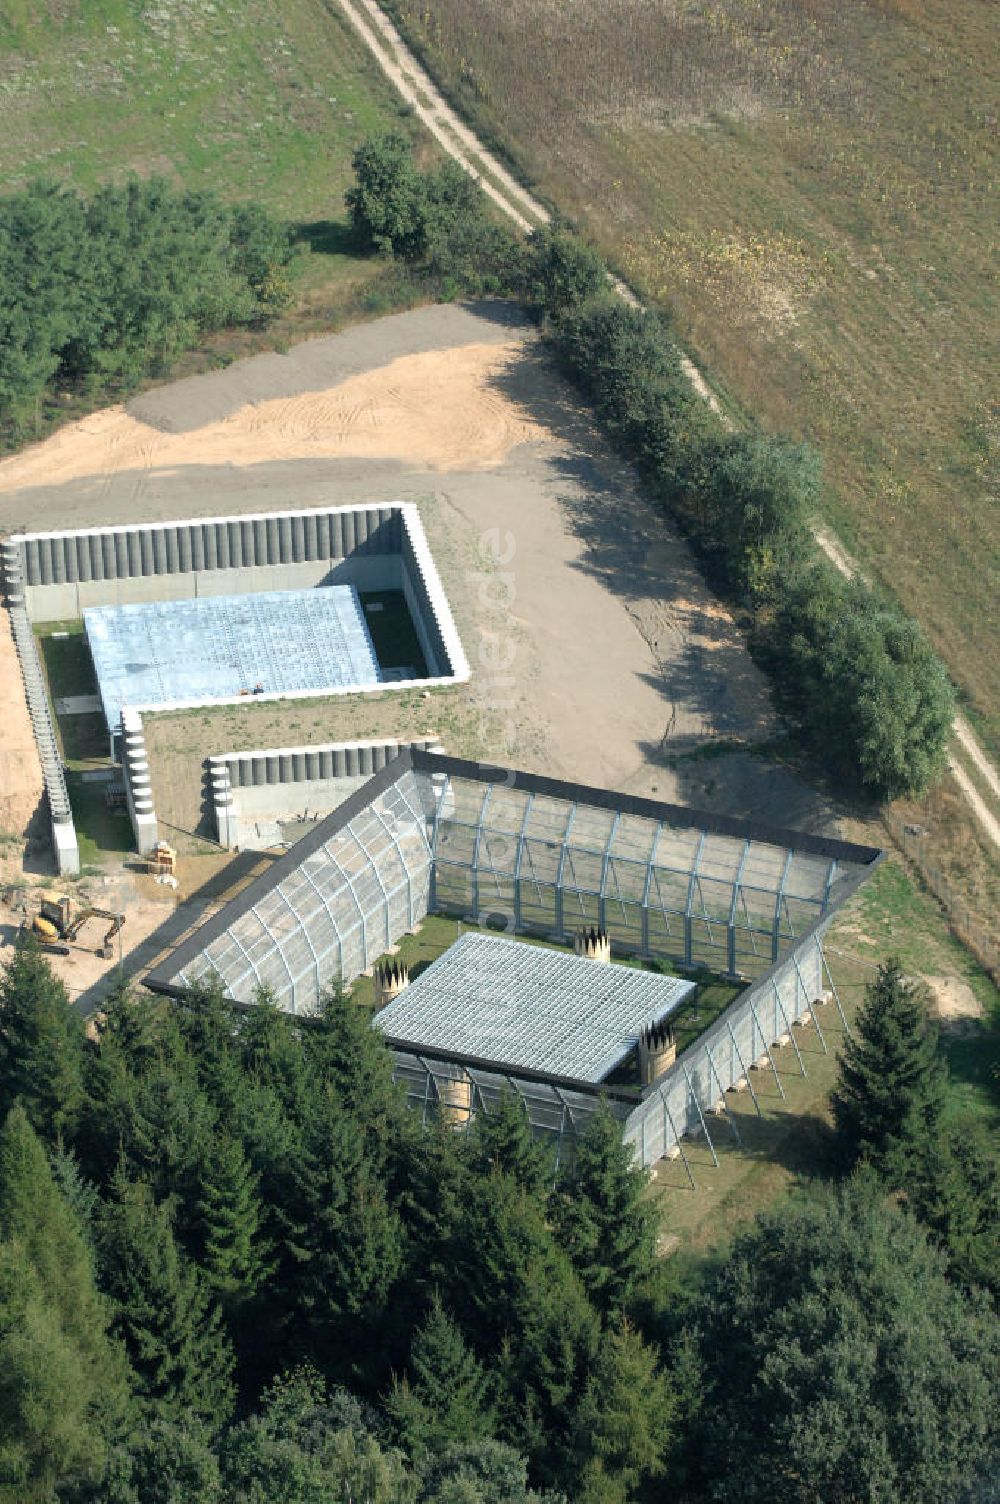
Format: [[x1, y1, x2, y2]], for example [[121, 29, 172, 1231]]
[[772, 565, 955, 798], [524, 223, 607, 320]]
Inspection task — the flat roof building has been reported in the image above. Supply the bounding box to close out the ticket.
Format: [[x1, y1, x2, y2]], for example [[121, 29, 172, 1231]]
[[85, 583, 380, 733], [374, 932, 694, 1084]]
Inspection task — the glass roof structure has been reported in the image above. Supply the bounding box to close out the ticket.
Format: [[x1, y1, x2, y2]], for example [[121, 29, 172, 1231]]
[[163, 766, 433, 1014], [148, 750, 881, 1018], [373, 933, 695, 1083], [85, 584, 380, 731], [147, 750, 882, 1167]]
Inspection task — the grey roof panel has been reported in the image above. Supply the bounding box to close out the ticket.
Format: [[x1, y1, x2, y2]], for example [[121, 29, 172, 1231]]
[[372, 932, 695, 1083]]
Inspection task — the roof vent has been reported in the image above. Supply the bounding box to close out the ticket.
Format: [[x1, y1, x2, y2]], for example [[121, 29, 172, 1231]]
[[374, 959, 410, 1006], [574, 926, 611, 964], [639, 1019, 676, 1084]]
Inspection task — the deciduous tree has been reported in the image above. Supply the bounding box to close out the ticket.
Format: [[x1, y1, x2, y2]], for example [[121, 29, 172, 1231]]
[[688, 1179, 1000, 1504]]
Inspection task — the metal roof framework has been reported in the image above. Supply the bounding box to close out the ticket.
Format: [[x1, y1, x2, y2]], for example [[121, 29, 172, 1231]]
[[372, 932, 695, 1082], [428, 769, 853, 979], [146, 750, 883, 1164]]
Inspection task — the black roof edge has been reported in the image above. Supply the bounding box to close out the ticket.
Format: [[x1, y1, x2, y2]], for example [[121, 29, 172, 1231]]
[[145, 746, 884, 995], [380, 1033, 641, 1103], [410, 749, 884, 865]]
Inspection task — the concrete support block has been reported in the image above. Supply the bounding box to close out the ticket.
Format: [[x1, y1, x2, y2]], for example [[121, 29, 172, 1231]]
[[52, 819, 80, 877]]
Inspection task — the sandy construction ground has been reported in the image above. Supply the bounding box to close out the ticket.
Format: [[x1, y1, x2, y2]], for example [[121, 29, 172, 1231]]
[[0, 609, 44, 838], [0, 341, 546, 499], [0, 301, 834, 998]]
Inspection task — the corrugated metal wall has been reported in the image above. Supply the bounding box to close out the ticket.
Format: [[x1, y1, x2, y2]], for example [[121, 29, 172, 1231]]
[[18, 507, 402, 586]]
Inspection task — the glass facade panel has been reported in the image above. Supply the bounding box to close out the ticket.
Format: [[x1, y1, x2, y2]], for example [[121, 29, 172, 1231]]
[[161, 758, 874, 1033]]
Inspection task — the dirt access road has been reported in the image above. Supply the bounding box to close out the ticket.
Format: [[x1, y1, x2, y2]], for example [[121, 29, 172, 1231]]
[[338, 0, 1000, 862]]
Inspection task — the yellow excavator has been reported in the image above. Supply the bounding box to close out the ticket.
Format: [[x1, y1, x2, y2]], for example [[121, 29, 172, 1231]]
[[24, 891, 126, 960]]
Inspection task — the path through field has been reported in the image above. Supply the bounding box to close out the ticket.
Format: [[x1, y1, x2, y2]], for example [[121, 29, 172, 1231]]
[[339, 0, 1000, 861]]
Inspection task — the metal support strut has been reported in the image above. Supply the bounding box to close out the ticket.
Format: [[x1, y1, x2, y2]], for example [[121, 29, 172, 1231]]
[[681, 1062, 719, 1168], [663, 1100, 696, 1190], [726, 1019, 763, 1118], [748, 995, 786, 1101], [704, 1041, 742, 1146]]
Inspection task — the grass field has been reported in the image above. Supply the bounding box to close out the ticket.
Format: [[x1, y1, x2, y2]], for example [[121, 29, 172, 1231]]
[[0, 0, 412, 215], [0, 0, 435, 405], [381, 0, 999, 759]]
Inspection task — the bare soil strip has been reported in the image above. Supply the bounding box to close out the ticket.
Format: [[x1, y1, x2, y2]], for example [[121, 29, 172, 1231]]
[[0, 609, 44, 837], [948, 757, 1000, 855], [0, 342, 544, 495]]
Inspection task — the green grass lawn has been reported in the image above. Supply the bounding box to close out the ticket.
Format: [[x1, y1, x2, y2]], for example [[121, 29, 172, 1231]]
[[0, 0, 418, 220]]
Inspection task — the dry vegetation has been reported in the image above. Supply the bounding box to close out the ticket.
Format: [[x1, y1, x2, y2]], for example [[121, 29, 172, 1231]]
[[383, 0, 999, 760]]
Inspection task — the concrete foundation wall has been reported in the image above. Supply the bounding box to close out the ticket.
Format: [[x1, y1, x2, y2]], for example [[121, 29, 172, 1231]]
[[30, 554, 402, 620], [622, 929, 829, 1167], [209, 738, 441, 849], [5, 504, 468, 872], [19, 506, 403, 620]]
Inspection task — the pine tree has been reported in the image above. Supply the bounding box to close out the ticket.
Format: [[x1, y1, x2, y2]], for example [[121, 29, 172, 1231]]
[[174, 979, 245, 1126], [386, 1294, 494, 1458], [831, 958, 947, 1179], [98, 1173, 235, 1430], [306, 985, 402, 1148], [464, 1089, 553, 1198], [194, 1132, 271, 1308], [280, 1094, 402, 1384], [552, 1104, 657, 1317], [0, 1106, 126, 1499], [447, 1173, 599, 1485], [570, 1321, 673, 1504], [0, 942, 85, 1140], [908, 1127, 1000, 1296]]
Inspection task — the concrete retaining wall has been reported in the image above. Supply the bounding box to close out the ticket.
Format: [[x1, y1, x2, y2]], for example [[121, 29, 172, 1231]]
[[209, 737, 442, 849], [5, 503, 468, 873], [17, 505, 403, 620]]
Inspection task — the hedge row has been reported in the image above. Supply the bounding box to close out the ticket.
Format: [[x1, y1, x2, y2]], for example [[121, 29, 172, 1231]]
[[539, 283, 955, 800], [348, 134, 954, 800]]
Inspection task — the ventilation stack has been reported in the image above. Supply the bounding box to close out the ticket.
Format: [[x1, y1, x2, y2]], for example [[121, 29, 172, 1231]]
[[639, 1019, 676, 1085], [574, 925, 611, 964], [374, 959, 410, 1007], [436, 1071, 473, 1127]]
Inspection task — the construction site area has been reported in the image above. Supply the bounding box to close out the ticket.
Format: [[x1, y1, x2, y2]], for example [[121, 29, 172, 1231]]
[[1, 301, 838, 1021]]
